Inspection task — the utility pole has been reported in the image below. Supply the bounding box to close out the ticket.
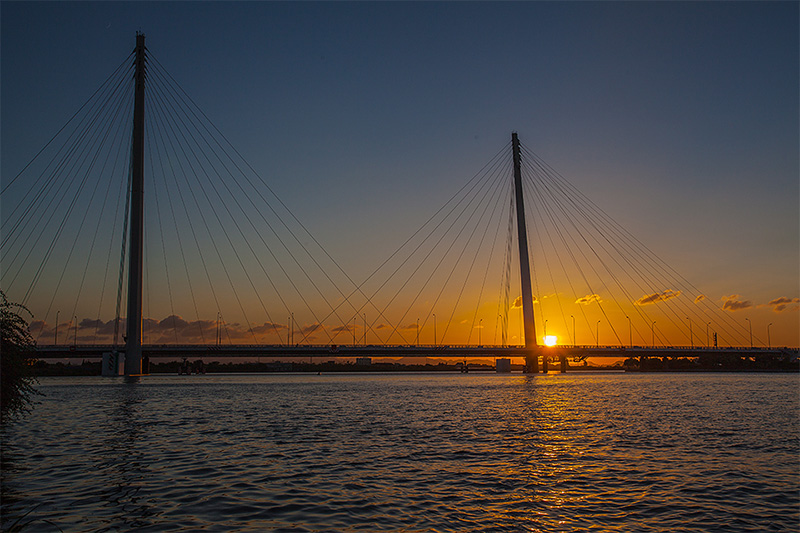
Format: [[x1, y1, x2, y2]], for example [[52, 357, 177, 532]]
[[512, 133, 538, 372], [125, 33, 146, 376]]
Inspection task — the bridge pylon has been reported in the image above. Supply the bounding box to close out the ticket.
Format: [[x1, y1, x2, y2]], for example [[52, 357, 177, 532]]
[[512, 132, 539, 373], [124, 33, 146, 376]]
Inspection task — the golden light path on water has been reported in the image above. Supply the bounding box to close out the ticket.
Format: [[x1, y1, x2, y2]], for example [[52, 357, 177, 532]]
[[1, 372, 798, 531]]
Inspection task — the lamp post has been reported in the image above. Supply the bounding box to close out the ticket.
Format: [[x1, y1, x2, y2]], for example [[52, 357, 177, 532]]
[[73, 315, 78, 346], [626, 316, 631, 348], [571, 315, 575, 347], [544, 319, 548, 344], [767, 323, 772, 349], [479, 318, 483, 346], [686, 317, 693, 349], [745, 318, 753, 348], [499, 315, 504, 347], [433, 314, 437, 347], [596, 320, 600, 348]]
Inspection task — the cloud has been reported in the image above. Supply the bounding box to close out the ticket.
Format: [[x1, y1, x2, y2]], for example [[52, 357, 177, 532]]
[[332, 324, 357, 333], [84, 318, 122, 336], [159, 315, 189, 330], [635, 289, 681, 306], [251, 322, 287, 334], [34, 313, 300, 344], [29, 319, 47, 331], [721, 295, 752, 311], [767, 297, 799, 313], [694, 294, 706, 303], [79, 318, 105, 329], [299, 323, 323, 335], [375, 323, 390, 330], [575, 294, 601, 305], [401, 323, 419, 330], [511, 295, 538, 308]]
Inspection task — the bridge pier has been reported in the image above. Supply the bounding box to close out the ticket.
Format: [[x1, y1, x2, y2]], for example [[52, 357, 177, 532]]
[[523, 352, 539, 373], [541, 355, 549, 373], [560, 355, 568, 373]]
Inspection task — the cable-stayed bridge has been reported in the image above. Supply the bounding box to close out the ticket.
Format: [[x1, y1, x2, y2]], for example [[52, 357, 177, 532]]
[[3, 34, 795, 375]]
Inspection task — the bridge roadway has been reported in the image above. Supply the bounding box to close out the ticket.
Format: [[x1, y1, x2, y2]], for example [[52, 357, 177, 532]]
[[35, 344, 797, 360]]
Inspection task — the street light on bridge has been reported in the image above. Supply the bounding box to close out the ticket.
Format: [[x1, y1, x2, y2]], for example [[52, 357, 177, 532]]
[[768, 323, 772, 349], [745, 318, 753, 348], [499, 315, 504, 347], [596, 320, 600, 348], [626, 316, 631, 348], [570, 315, 575, 347]]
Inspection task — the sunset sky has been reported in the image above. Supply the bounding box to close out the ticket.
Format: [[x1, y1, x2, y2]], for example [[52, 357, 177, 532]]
[[2, 2, 797, 348]]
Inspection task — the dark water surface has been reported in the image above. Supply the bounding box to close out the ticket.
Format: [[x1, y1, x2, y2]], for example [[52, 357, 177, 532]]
[[1, 372, 798, 532]]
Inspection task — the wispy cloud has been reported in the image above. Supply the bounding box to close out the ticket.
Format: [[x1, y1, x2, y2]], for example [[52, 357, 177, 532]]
[[767, 297, 799, 313], [575, 294, 601, 305], [721, 295, 752, 311], [635, 289, 681, 306], [694, 294, 706, 303]]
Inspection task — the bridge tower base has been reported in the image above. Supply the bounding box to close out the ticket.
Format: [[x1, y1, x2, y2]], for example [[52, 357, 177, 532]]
[[524, 352, 539, 373]]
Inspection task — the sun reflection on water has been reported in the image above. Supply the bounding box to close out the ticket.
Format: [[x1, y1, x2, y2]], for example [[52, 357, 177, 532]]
[[1, 373, 797, 532]]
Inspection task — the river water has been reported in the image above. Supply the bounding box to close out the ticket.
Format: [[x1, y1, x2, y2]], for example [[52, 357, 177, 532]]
[[1, 372, 797, 532]]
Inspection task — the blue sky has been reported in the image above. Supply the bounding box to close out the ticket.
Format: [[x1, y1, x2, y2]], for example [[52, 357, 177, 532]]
[[2, 2, 798, 346]]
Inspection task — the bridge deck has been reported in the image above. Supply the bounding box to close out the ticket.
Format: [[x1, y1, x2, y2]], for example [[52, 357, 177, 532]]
[[36, 344, 797, 359]]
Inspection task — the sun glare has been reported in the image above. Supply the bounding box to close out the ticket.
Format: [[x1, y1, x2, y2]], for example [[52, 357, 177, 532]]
[[544, 335, 557, 347]]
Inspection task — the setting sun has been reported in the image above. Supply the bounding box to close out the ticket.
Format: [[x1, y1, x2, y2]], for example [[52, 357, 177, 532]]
[[544, 335, 557, 346]]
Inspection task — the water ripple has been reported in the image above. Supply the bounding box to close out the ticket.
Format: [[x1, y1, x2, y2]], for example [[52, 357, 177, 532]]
[[1, 373, 798, 531]]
